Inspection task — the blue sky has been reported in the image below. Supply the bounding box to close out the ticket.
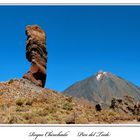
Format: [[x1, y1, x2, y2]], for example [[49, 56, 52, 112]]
[[0, 6, 140, 91]]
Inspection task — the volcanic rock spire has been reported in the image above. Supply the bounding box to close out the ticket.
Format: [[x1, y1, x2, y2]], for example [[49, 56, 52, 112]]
[[23, 25, 47, 87]]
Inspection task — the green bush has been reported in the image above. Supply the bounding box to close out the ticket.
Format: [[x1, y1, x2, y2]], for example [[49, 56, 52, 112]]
[[63, 102, 73, 111], [8, 79, 14, 84]]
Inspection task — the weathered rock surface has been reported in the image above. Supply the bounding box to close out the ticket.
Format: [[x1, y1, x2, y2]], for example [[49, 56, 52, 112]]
[[23, 25, 47, 87], [110, 96, 140, 115]]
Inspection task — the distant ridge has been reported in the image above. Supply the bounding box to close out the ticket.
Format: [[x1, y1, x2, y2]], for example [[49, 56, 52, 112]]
[[64, 71, 140, 107]]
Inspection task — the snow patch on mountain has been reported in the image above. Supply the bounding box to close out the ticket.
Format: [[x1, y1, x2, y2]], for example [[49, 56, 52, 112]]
[[96, 71, 109, 81]]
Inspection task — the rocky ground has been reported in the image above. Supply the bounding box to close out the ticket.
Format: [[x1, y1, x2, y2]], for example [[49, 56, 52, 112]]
[[0, 79, 139, 124]]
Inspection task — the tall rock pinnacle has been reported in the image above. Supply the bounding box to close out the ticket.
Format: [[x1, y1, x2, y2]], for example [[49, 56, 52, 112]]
[[23, 25, 47, 87]]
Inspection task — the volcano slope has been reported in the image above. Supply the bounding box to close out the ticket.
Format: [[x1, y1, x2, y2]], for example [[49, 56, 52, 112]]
[[64, 71, 140, 108], [0, 78, 139, 124]]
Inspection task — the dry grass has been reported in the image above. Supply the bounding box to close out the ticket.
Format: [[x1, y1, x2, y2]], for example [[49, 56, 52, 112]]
[[0, 79, 139, 124]]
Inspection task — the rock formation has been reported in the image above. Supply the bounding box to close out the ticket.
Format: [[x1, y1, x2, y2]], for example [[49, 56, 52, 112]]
[[110, 96, 140, 115], [23, 25, 47, 87]]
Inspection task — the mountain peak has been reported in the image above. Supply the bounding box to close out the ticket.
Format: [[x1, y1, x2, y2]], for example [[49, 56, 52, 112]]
[[64, 71, 140, 107], [96, 71, 112, 81]]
